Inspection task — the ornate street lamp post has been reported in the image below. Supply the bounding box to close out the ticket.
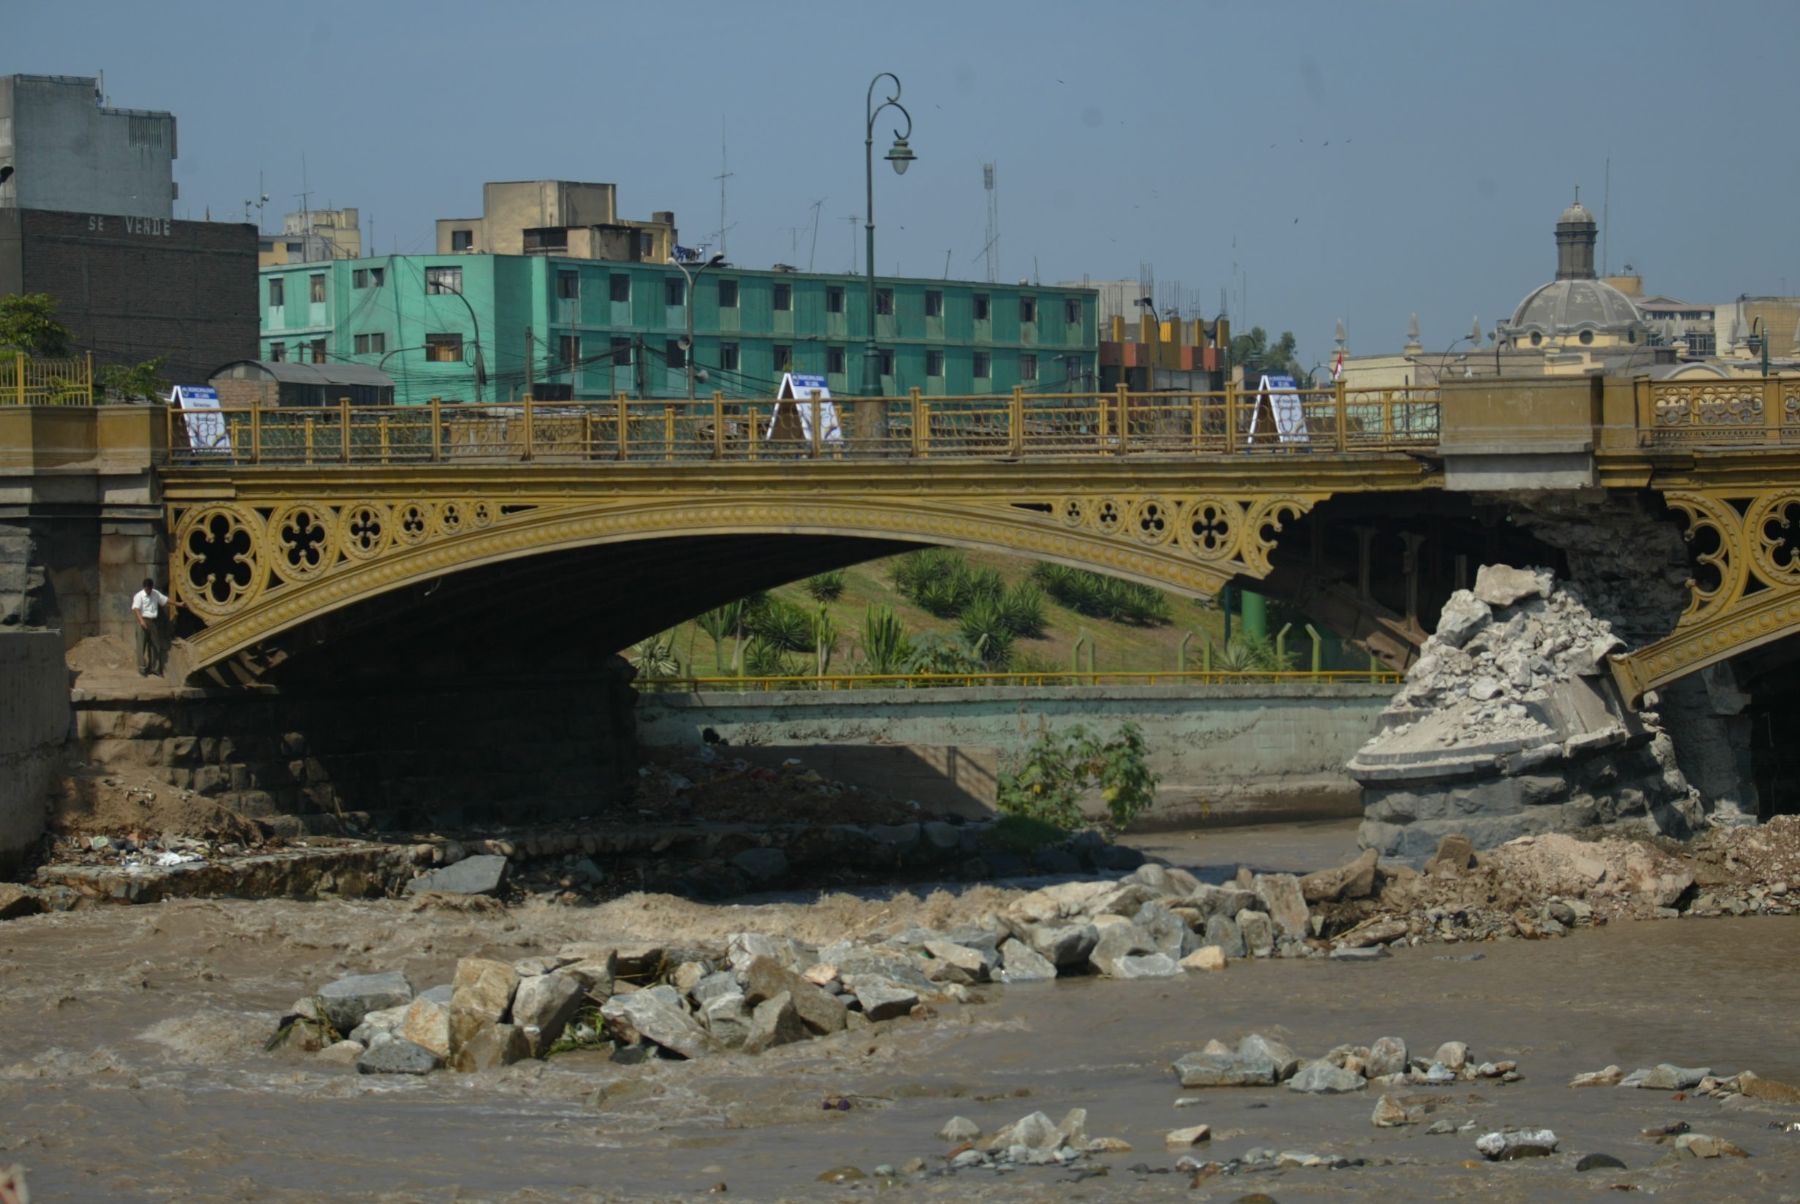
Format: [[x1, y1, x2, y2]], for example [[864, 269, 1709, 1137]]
[[673, 253, 725, 399], [426, 273, 486, 403], [862, 72, 915, 399]]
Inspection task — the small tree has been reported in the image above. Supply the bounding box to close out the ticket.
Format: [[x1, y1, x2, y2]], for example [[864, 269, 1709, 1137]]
[[629, 632, 684, 680], [996, 722, 1158, 837], [98, 355, 168, 403], [0, 293, 74, 356], [812, 603, 838, 676]]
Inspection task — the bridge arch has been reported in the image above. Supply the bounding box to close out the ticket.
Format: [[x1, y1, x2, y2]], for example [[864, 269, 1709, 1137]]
[[167, 478, 1335, 675]]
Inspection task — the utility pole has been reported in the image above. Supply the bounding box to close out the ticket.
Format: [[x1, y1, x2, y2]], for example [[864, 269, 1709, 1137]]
[[524, 327, 535, 397]]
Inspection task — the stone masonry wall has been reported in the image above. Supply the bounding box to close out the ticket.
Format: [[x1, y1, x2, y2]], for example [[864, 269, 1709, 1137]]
[[0, 630, 70, 872], [64, 668, 639, 837]]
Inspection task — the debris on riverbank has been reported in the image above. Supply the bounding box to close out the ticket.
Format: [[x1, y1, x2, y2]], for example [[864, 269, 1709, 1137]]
[[270, 863, 1333, 1071], [1307, 817, 1800, 949], [1351, 565, 1706, 860]]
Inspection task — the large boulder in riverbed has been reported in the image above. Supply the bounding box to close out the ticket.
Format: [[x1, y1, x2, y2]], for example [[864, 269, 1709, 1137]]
[[1300, 848, 1380, 903], [317, 971, 413, 1034], [1025, 922, 1098, 968], [357, 1037, 440, 1075], [600, 984, 713, 1059], [451, 957, 518, 1024], [511, 971, 585, 1056], [742, 955, 847, 1034], [996, 938, 1057, 982], [406, 854, 508, 897], [743, 990, 808, 1053], [1252, 873, 1309, 939]]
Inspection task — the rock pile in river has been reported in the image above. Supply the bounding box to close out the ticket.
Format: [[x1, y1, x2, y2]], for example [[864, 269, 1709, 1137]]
[[1172, 1032, 1515, 1095], [271, 863, 1325, 1071], [1351, 564, 1704, 861]]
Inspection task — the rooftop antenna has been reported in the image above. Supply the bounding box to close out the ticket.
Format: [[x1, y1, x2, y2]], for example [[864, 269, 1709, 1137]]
[[713, 121, 734, 262], [243, 170, 269, 229], [806, 197, 826, 271], [1602, 154, 1612, 277], [981, 161, 1000, 284], [294, 154, 313, 264], [943, 249, 951, 279], [845, 212, 860, 273]]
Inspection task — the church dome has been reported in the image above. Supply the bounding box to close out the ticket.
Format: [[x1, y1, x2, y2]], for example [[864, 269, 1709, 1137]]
[[1558, 199, 1596, 227], [1510, 278, 1643, 335]]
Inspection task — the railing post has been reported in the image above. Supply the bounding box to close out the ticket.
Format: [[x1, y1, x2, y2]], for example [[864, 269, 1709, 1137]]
[[250, 402, 262, 465], [339, 397, 351, 463], [1009, 386, 1024, 456], [13, 353, 23, 407], [749, 404, 761, 461], [810, 396, 822, 458], [1334, 378, 1348, 452], [1634, 378, 1654, 446], [430, 396, 443, 461], [1305, 622, 1323, 677], [911, 387, 924, 457], [1765, 376, 1782, 443], [303, 415, 315, 464], [712, 390, 725, 460], [85, 351, 94, 404], [615, 393, 629, 461], [378, 415, 391, 464], [522, 395, 536, 461], [1116, 384, 1131, 455], [663, 403, 675, 462], [1190, 393, 1203, 453], [1178, 630, 1194, 673], [1224, 380, 1239, 453]]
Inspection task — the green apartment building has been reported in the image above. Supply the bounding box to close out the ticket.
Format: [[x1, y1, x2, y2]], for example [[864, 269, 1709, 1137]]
[[258, 255, 1097, 405]]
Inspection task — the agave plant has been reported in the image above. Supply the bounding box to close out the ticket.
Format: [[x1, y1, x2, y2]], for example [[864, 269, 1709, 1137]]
[[859, 605, 912, 675], [629, 631, 684, 680]]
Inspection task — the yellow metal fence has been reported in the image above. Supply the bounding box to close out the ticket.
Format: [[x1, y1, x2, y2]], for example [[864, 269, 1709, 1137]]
[[638, 668, 1403, 692], [164, 384, 1441, 466], [0, 353, 94, 406], [1638, 375, 1800, 446]]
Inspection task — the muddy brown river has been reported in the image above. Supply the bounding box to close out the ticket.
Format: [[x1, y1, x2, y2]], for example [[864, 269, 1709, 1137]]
[[3, 823, 1798, 1202]]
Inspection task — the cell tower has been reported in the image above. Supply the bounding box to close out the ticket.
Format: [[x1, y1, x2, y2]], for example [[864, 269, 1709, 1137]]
[[982, 162, 1000, 284]]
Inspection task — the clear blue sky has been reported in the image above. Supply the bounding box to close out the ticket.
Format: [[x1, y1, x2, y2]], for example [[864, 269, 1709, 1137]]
[[11, 0, 1798, 365]]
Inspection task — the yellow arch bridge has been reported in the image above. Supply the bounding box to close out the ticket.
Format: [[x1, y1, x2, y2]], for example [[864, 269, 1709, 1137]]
[[151, 376, 1800, 703]]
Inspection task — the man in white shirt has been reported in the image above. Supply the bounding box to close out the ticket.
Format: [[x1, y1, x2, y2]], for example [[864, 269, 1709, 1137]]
[[131, 577, 171, 676]]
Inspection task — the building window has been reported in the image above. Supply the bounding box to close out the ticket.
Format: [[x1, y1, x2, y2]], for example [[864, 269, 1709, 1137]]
[[369, 267, 384, 287], [666, 339, 686, 369], [926, 350, 944, 377], [773, 282, 792, 312], [268, 278, 285, 307], [285, 241, 303, 255], [665, 277, 685, 306], [524, 226, 568, 253], [720, 342, 740, 371], [354, 333, 368, 354], [925, 290, 943, 318], [827, 286, 845, 313], [353, 269, 368, 289], [611, 337, 631, 366], [1578, 329, 1594, 345], [310, 339, 327, 364], [450, 229, 474, 252], [875, 288, 893, 316], [558, 335, 580, 369], [352, 332, 387, 355], [1019, 353, 1038, 381], [1064, 297, 1082, 324], [268, 342, 286, 362], [609, 274, 630, 303], [557, 270, 579, 300], [973, 293, 990, 321], [1064, 354, 1080, 382], [878, 349, 895, 376], [773, 344, 792, 371], [827, 346, 845, 374], [425, 333, 464, 363], [639, 232, 654, 259], [310, 274, 326, 304], [1020, 296, 1037, 323], [973, 351, 990, 378], [718, 279, 739, 308], [425, 266, 463, 295], [1529, 332, 1542, 347]]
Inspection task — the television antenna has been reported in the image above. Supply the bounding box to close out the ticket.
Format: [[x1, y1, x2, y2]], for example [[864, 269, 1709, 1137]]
[[982, 161, 1000, 283], [806, 197, 826, 271], [713, 122, 734, 261]]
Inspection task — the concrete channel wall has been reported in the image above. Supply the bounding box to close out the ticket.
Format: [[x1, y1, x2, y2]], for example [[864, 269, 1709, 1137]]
[[637, 682, 1397, 826], [0, 630, 70, 869]]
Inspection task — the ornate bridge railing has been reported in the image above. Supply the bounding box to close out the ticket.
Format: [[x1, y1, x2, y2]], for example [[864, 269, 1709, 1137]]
[[0, 353, 93, 406], [1638, 375, 1800, 447], [163, 386, 1441, 467]]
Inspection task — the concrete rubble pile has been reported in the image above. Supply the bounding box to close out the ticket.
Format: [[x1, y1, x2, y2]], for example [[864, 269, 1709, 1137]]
[[267, 863, 1329, 1073], [1351, 564, 1705, 861]]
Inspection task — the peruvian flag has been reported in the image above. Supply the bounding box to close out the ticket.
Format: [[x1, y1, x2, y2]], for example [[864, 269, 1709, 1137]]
[[1331, 351, 1344, 382]]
